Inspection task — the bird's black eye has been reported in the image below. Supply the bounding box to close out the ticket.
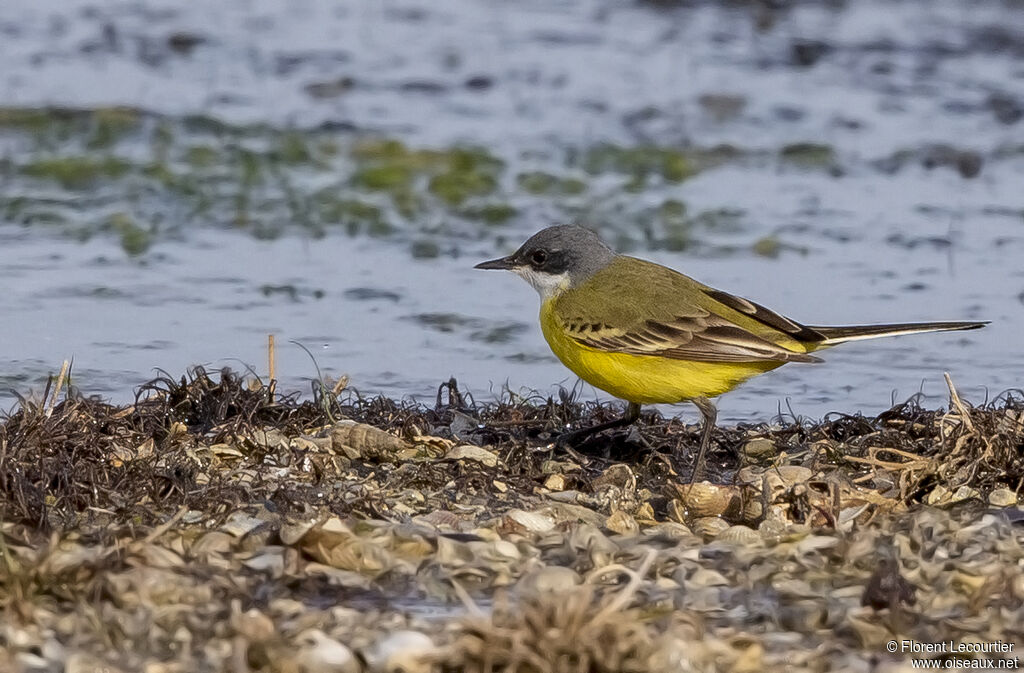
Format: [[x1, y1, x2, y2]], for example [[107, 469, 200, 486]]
[[530, 249, 548, 266]]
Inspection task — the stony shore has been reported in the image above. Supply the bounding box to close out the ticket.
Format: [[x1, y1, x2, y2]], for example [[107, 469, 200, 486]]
[[2, 368, 1023, 672]]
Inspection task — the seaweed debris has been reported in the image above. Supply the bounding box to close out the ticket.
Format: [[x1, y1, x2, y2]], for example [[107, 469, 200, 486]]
[[2, 368, 1024, 671], [2, 367, 1024, 531]]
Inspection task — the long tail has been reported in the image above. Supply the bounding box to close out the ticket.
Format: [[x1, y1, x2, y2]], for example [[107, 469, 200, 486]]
[[805, 320, 987, 348]]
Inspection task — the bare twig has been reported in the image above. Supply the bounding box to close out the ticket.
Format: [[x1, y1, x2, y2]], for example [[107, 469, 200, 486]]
[[944, 371, 975, 433], [45, 359, 70, 418]]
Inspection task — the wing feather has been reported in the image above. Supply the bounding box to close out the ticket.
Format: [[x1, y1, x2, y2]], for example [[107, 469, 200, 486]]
[[702, 288, 825, 343], [554, 257, 822, 364], [567, 314, 821, 363]]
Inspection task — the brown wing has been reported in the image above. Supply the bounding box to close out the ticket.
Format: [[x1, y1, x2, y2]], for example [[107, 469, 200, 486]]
[[554, 257, 823, 364], [564, 312, 822, 364], [702, 289, 826, 344]]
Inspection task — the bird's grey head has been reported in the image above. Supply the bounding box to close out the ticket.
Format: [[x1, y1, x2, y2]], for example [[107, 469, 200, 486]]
[[474, 224, 617, 299]]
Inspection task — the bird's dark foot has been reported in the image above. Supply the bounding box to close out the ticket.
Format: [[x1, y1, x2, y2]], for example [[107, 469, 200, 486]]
[[545, 427, 593, 464], [553, 425, 599, 449], [556, 401, 642, 447], [625, 425, 652, 449], [553, 421, 637, 449], [553, 417, 651, 462]]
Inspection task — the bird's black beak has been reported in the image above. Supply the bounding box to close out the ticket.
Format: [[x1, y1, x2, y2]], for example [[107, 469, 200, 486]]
[[474, 255, 515, 270]]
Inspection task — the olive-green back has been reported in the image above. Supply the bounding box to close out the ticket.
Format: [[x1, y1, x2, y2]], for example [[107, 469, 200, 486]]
[[552, 256, 823, 363]]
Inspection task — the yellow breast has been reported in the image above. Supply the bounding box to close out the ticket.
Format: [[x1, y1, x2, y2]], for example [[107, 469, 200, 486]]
[[539, 299, 782, 404]]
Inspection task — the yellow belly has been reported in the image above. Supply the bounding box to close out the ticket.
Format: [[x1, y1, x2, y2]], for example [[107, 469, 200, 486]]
[[540, 300, 783, 404]]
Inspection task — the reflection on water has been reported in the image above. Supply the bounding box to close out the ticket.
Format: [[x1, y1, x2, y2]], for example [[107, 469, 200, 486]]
[[0, 0, 1021, 421]]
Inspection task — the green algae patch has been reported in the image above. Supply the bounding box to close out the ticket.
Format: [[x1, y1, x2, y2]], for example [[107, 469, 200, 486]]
[[581, 144, 696, 185], [659, 198, 687, 221], [351, 138, 417, 163], [272, 131, 314, 165], [87, 107, 143, 149], [142, 161, 208, 208], [752, 235, 809, 258], [107, 213, 153, 256], [316, 194, 393, 237], [390, 188, 426, 220], [0, 106, 142, 149], [457, 202, 518, 225], [351, 139, 503, 208], [0, 107, 61, 133], [0, 108, 764, 257], [185, 145, 219, 169], [752, 235, 782, 258], [0, 196, 70, 227], [428, 169, 496, 206], [21, 155, 133, 188], [779, 142, 836, 169], [352, 164, 415, 191], [181, 113, 242, 136], [516, 171, 586, 195], [350, 138, 441, 176], [426, 147, 503, 206]]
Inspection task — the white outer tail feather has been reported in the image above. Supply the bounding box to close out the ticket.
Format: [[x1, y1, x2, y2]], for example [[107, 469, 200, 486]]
[[807, 321, 987, 347]]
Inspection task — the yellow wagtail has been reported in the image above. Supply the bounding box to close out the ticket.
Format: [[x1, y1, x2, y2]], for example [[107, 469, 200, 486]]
[[475, 224, 987, 475]]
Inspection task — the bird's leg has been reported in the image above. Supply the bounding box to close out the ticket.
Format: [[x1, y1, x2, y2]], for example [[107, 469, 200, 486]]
[[686, 397, 718, 483], [555, 401, 642, 448]]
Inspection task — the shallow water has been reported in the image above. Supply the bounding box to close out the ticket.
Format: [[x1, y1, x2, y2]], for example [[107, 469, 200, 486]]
[[1, 0, 1022, 421]]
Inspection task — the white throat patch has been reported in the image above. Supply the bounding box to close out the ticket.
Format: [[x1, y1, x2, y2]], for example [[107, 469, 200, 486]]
[[512, 266, 571, 301]]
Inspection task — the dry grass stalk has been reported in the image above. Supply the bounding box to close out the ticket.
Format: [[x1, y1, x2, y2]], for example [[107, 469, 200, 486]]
[[268, 333, 277, 382], [44, 359, 70, 418]]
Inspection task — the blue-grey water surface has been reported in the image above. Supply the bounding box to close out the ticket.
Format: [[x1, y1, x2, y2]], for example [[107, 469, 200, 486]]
[[1, 0, 1021, 422]]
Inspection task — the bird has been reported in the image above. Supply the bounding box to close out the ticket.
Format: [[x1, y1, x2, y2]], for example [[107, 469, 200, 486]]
[[475, 224, 987, 478]]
